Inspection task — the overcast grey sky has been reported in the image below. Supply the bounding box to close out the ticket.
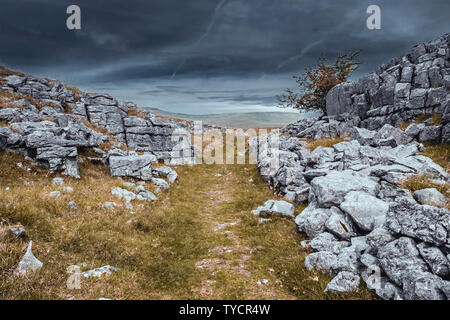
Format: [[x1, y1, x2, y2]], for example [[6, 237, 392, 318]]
[[0, 0, 449, 114]]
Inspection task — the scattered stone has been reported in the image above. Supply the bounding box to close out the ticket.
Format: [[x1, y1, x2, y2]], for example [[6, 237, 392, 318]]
[[254, 33, 450, 300], [111, 187, 137, 202], [68, 201, 77, 209], [9, 227, 26, 239], [257, 279, 269, 285], [81, 265, 118, 278], [153, 166, 178, 183], [109, 154, 156, 181], [52, 177, 64, 185], [137, 190, 157, 202], [62, 186, 74, 193], [366, 227, 395, 252], [48, 191, 61, 198], [122, 182, 136, 189], [385, 199, 449, 246], [151, 178, 170, 193], [252, 200, 295, 218], [15, 241, 43, 275], [377, 237, 429, 287], [104, 202, 117, 210]]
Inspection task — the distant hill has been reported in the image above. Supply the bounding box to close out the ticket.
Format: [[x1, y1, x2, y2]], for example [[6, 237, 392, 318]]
[[143, 107, 306, 129]]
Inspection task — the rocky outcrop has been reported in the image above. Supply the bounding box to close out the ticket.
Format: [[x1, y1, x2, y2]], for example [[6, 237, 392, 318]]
[[108, 150, 156, 181], [286, 33, 450, 143], [253, 125, 449, 300], [0, 70, 190, 179]]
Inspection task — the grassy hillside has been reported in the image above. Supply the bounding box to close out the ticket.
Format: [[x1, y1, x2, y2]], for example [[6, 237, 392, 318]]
[[0, 150, 376, 300]]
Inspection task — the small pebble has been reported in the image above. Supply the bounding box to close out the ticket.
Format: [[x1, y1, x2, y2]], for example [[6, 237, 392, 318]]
[[52, 177, 64, 186], [68, 201, 77, 209], [49, 191, 61, 198]]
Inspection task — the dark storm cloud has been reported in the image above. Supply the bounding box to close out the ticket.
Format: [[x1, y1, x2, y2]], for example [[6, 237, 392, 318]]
[[0, 0, 449, 113]]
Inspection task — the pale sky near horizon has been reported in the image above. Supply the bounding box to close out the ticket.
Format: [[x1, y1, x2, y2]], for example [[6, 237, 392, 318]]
[[0, 0, 449, 114]]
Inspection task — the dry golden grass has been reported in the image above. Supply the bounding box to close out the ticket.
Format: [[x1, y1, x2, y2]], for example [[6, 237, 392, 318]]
[[415, 113, 442, 126], [0, 66, 24, 78], [64, 86, 82, 103], [306, 138, 346, 152], [128, 107, 146, 119], [0, 90, 54, 111], [399, 141, 450, 209], [421, 142, 450, 171], [153, 112, 193, 124], [0, 150, 376, 300], [398, 121, 410, 130], [399, 175, 449, 209]]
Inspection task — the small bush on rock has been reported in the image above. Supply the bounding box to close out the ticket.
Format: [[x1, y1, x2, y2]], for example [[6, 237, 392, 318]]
[[277, 51, 361, 115]]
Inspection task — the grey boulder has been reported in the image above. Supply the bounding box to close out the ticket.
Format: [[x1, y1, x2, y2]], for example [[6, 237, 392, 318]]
[[413, 188, 446, 207], [310, 171, 379, 208], [416, 242, 450, 278], [304, 251, 337, 274], [109, 154, 156, 181], [340, 191, 389, 232], [385, 199, 449, 246], [295, 203, 331, 238], [325, 271, 360, 293], [252, 200, 295, 218]]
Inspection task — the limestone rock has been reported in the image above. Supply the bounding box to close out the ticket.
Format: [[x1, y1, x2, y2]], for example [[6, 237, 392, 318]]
[[82, 265, 118, 278], [109, 154, 156, 181], [304, 251, 337, 274], [295, 203, 331, 238], [385, 199, 449, 246], [252, 200, 294, 218], [413, 188, 446, 207], [325, 271, 360, 293], [52, 177, 64, 185], [310, 171, 379, 208], [416, 242, 450, 278], [324, 207, 357, 240], [340, 191, 389, 232], [377, 237, 429, 287], [16, 241, 43, 275], [309, 232, 350, 254], [9, 227, 26, 239], [111, 187, 137, 202]]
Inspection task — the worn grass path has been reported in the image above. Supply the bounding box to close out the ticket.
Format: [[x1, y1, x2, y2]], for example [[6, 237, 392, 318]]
[[0, 152, 375, 299]]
